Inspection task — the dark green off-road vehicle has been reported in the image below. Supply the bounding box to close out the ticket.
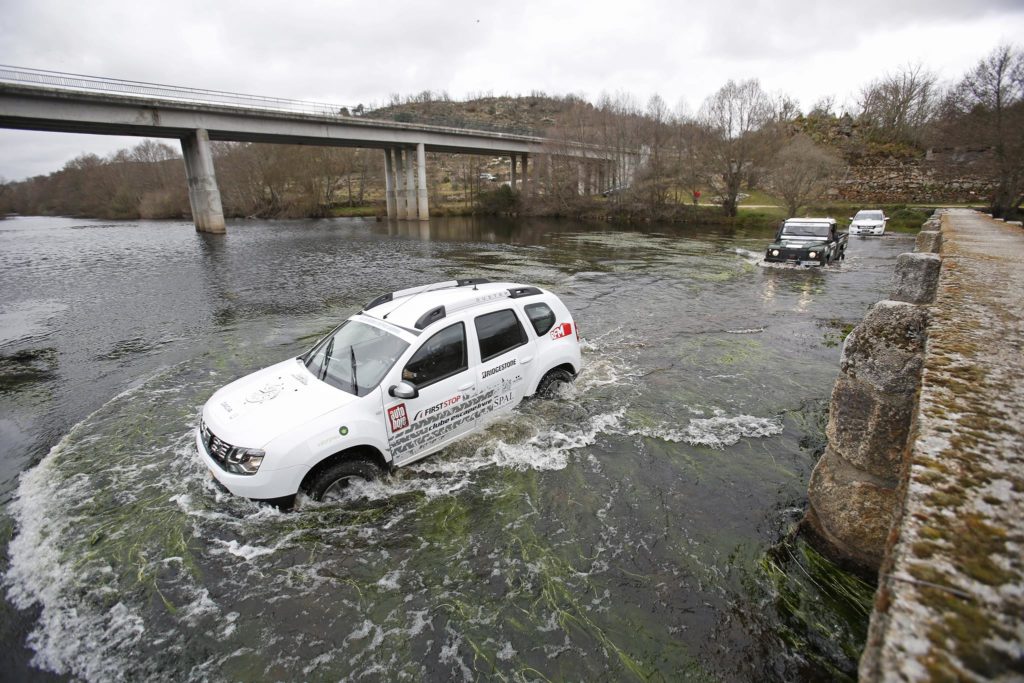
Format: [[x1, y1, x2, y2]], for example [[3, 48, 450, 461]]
[[764, 218, 848, 266]]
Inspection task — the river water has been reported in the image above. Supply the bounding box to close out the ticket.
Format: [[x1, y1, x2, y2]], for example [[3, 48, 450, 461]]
[[0, 215, 911, 682]]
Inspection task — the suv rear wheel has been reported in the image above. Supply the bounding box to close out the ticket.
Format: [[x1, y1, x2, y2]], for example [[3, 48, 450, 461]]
[[307, 457, 382, 502]]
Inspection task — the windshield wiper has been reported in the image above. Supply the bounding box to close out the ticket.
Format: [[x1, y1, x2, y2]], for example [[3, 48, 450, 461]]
[[350, 345, 359, 396], [319, 338, 334, 381]]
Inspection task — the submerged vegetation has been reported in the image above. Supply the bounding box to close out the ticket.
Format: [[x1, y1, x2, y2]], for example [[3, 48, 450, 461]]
[[757, 539, 876, 681]]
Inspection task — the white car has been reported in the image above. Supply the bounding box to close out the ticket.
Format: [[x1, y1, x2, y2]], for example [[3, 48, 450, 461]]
[[196, 280, 581, 502], [849, 209, 888, 236]]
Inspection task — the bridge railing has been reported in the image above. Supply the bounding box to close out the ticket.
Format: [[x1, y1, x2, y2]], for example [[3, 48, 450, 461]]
[[0, 65, 360, 118], [0, 65, 546, 138]]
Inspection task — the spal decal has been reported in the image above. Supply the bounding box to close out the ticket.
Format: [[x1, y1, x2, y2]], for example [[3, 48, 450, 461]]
[[387, 403, 409, 433], [493, 391, 514, 409], [551, 322, 573, 340]]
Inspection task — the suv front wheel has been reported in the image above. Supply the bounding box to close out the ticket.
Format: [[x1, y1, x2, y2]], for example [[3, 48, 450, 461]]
[[307, 456, 382, 502]]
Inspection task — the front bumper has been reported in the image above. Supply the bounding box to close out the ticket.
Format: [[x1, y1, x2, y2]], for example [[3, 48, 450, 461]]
[[195, 427, 305, 499], [764, 249, 824, 265]]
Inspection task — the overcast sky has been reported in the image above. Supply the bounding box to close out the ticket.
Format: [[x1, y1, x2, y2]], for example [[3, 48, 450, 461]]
[[1, 0, 1022, 180]]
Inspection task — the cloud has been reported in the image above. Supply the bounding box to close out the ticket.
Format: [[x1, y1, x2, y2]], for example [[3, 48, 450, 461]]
[[1, 0, 1022, 179]]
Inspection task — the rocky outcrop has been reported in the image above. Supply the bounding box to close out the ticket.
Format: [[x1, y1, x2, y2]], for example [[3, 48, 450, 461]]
[[803, 212, 942, 573]]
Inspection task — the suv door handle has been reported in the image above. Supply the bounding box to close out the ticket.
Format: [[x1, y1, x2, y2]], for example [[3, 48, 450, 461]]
[[458, 382, 474, 391], [520, 355, 534, 365]]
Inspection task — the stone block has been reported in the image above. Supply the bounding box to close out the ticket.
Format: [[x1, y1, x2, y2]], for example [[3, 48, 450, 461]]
[[806, 449, 899, 570], [840, 300, 928, 394], [915, 230, 942, 253], [826, 375, 914, 483], [890, 253, 941, 304]]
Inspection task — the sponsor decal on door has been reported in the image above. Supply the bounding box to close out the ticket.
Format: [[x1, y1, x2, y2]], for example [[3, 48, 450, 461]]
[[551, 322, 573, 339], [387, 389, 498, 460], [388, 403, 409, 432]]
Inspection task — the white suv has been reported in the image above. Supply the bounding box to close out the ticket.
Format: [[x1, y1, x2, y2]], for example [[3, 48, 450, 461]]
[[849, 209, 888, 236], [196, 280, 581, 502]]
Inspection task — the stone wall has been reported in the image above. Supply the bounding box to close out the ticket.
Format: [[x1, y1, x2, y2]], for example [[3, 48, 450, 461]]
[[802, 212, 943, 573], [835, 161, 993, 205]]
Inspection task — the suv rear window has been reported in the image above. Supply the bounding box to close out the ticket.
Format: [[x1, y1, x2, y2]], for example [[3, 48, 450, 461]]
[[403, 323, 467, 387], [475, 309, 527, 362], [524, 303, 556, 336]]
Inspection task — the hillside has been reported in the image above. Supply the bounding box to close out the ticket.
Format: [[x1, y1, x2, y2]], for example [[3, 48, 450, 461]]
[[367, 94, 580, 135]]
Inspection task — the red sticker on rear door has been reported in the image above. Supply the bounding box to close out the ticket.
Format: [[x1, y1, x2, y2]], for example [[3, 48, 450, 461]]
[[550, 322, 572, 339]]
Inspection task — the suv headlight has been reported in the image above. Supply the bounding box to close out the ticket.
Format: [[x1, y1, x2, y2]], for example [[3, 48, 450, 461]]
[[771, 249, 780, 257], [227, 448, 265, 475], [808, 251, 817, 259]]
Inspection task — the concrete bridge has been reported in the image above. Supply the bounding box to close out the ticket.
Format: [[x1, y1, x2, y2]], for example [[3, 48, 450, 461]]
[[0, 66, 630, 232]]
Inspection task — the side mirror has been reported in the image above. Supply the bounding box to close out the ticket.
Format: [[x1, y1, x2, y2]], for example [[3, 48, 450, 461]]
[[848, 216, 854, 220], [389, 381, 419, 399], [883, 217, 889, 222]]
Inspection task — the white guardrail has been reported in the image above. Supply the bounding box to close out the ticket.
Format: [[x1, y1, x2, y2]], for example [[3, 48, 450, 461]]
[[0, 65, 365, 118]]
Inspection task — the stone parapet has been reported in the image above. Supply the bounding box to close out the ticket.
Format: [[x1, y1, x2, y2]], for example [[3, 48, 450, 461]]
[[890, 253, 942, 305], [859, 210, 1024, 681], [915, 230, 942, 253]]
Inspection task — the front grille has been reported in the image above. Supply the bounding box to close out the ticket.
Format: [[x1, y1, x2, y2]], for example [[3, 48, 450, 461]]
[[200, 419, 237, 469]]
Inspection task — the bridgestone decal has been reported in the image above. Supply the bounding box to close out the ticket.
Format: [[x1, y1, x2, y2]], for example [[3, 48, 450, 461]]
[[482, 359, 516, 379]]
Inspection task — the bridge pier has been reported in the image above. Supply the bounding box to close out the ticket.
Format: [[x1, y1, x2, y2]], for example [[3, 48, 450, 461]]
[[383, 148, 397, 219], [510, 155, 518, 191], [524, 153, 532, 196], [404, 147, 416, 220], [180, 128, 226, 234], [416, 142, 429, 221], [394, 149, 407, 219]]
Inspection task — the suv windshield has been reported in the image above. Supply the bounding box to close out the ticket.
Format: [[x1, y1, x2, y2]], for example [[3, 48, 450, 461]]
[[304, 321, 409, 396], [782, 222, 830, 237], [855, 211, 884, 220]]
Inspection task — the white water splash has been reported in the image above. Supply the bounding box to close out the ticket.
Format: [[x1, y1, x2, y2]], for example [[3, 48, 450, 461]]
[[630, 411, 783, 450]]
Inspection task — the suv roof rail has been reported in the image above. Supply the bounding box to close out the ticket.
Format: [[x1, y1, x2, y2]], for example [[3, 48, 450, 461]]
[[508, 286, 542, 299], [405, 284, 549, 330], [362, 278, 492, 311]]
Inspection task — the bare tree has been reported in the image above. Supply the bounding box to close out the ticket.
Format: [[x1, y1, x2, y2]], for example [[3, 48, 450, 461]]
[[857, 64, 940, 144], [938, 44, 1024, 218], [769, 134, 844, 216], [698, 79, 773, 216]]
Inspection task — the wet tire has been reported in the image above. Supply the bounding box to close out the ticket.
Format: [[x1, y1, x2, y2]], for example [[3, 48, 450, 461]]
[[307, 457, 382, 502], [536, 368, 574, 398]]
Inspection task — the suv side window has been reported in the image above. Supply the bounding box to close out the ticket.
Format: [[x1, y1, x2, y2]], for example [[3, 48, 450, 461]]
[[524, 303, 556, 336], [403, 323, 467, 387], [475, 309, 527, 362]]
